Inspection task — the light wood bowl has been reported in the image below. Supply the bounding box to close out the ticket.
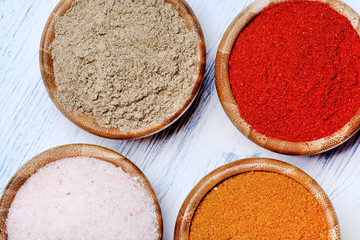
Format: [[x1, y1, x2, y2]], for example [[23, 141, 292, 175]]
[[40, 0, 206, 139], [174, 158, 339, 240], [215, 0, 360, 155], [0, 144, 163, 239]]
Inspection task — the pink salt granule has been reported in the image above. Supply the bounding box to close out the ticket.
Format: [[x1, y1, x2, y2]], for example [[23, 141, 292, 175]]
[[6, 157, 159, 240]]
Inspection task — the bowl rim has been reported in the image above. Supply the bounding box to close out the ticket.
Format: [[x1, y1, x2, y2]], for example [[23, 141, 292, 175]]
[[214, 0, 360, 155], [0, 144, 163, 239], [40, 0, 206, 139], [174, 157, 340, 240]]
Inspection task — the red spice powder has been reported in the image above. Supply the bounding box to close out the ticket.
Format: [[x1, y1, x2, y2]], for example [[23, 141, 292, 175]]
[[229, 1, 360, 142]]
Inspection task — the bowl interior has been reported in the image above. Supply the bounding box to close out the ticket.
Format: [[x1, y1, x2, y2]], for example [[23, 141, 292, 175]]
[[215, 0, 360, 155], [40, 0, 206, 139], [0, 144, 163, 240], [174, 158, 339, 239]]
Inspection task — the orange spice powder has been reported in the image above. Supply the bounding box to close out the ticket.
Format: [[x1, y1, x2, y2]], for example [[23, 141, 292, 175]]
[[189, 171, 329, 239]]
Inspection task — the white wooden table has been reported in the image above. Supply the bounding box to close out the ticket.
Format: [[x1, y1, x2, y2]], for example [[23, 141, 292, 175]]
[[1, 0, 360, 239]]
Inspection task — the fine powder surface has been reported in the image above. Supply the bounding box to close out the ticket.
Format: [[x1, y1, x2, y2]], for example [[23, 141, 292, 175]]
[[6, 157, 159, 240], [51, 0, 198, 133], [190, 171, 329, 240], [229, 1, 360, 142]]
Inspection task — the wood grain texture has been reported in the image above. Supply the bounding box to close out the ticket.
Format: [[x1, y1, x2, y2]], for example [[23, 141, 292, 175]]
[[215, 0, 360, 155], [40, 0, 206, 139], [175, 158, 339, 240], [0, 144, 162, 239], [1, 0, 360, 239]]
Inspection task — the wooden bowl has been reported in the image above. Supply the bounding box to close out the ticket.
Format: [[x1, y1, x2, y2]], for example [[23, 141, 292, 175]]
[[215, 0, 360, 155], [174, 158, 339, 239], [40, 0, 206, 139], [0, 144, 163, 239]]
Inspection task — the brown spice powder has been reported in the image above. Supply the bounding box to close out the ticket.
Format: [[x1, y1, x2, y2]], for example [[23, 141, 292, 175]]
[[190, 171, 329, 240], [51, 0, 198, 133]]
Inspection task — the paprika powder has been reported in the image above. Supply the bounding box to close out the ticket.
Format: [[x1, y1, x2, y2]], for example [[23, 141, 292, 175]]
[[229, 1, 360, 142], [189, 171, 329, 239]]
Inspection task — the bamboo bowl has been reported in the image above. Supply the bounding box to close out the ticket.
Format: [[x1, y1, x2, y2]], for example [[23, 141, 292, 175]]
[[174, 158, 339, 240], [40, 0, 206, 139], [215, 0, 360, 155], [0, 144, 163, 239]]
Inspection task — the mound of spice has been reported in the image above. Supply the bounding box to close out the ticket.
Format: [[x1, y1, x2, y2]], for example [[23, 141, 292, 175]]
[[190, 171, 329, 239], [51, 0, 198, 133], [229, 1, 360, 142], [6, 157, 159, 240]]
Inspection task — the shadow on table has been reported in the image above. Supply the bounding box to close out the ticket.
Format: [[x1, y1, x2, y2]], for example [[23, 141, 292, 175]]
[[312, 129, 360, 162]]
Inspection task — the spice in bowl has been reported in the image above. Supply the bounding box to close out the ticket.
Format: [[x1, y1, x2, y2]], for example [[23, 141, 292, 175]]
[[175, 158, 339, 240], [228, 0, 360, 142], [190, 172, 328, 239], [6, 156, 160, 240], [44, 0, 204, 138]]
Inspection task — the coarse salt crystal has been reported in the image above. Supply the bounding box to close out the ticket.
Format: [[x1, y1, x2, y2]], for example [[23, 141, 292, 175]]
[[6, 157, 159, 240]]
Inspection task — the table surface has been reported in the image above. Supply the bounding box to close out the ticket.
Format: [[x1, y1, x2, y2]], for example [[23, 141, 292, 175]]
[[2, 0, 360, 239]]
